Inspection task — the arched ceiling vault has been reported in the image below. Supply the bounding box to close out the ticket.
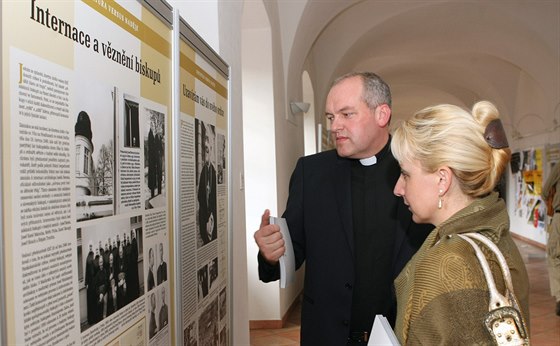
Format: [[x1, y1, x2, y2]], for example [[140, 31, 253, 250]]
[[284, 0, 559, 137]]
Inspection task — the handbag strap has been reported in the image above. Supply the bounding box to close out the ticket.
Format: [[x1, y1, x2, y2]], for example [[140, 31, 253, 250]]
[[457, 232, 529, 345], [456, 233, 514, 311]]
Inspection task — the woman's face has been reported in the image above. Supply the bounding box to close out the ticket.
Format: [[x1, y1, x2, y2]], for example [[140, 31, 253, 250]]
[[394, 158, 440, 225]]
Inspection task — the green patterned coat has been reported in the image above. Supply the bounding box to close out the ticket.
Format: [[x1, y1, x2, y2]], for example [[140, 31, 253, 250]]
[[395, 193, 530, 345]]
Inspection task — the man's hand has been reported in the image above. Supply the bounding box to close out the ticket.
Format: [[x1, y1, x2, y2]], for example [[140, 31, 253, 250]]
[[254, 209, 285, 264]]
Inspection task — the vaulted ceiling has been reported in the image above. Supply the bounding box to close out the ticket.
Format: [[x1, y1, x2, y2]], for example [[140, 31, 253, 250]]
[[285, 0, 560, 139]]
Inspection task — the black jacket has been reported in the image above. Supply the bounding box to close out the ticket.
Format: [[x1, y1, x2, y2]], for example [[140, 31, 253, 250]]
[[258, 148, 431, 345]]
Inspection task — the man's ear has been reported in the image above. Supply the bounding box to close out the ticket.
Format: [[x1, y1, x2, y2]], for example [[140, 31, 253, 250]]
[[375, 104, 391, 128]]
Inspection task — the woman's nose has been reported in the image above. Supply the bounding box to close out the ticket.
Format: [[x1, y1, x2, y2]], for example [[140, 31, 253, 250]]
[[393, 177, 404, 197]]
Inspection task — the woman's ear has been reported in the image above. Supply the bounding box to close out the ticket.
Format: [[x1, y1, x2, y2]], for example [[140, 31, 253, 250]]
[[437, 167, 452, 194]]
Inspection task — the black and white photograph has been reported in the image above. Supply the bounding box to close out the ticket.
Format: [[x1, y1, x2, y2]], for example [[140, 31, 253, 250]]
[[158, 285, 169, 331], [148, 291, 158, 339], [209, 257, 219, 291], [219, 287, 227, 321], [144, 108, 166, 209], [157, 242, 168, 285], [74, 82, 115, 222], [217, 133, 226, 185], [147, 244, 156, 292], [196, 119, 217, 247], [219, 326, 228, 346], [123, 97, 140, 148], [197, 264, 209, 300], [198, 298, 219, 346], [76, 216, 144, 332], [184, 321, 197, 346]]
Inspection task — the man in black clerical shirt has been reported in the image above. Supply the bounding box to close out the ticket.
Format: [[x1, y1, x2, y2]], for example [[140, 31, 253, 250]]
[[254, 72, 432, 346], [147, 247, 155, 291], [198, 122, 217, 245], [157, 242, 167, 285], [85, 242, 95, 325], [149, 292, 158, 338]]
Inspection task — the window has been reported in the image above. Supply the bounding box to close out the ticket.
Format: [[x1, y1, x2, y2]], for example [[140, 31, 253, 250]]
[[83, 147, 90, 174]]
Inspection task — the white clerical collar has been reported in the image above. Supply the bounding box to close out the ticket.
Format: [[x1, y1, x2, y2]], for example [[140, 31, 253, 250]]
[[359, 155, 377, 166]]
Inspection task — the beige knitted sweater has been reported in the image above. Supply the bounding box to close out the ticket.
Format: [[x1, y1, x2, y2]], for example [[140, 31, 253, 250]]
[[395, 192, 530, 345]]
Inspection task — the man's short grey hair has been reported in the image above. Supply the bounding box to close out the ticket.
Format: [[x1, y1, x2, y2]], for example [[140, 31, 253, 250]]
[[332, 72, 392, 110]]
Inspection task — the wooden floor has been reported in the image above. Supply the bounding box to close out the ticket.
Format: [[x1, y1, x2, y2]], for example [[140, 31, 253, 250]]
[[250, 238, 560, 345]]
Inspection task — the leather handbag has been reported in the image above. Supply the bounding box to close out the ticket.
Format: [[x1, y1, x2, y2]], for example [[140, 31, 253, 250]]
[[546, 185, 556, 217], [457, 232, 530, 346]]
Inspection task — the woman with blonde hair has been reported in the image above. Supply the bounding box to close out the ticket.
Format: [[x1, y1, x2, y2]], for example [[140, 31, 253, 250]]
[[391, 101, 530, 344]]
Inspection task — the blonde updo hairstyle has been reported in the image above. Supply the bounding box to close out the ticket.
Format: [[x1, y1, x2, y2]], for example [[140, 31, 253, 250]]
[[391, 101, 511, 198]]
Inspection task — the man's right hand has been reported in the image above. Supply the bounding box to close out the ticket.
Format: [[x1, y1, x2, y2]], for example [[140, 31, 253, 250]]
[[254, 209, 285, 264]]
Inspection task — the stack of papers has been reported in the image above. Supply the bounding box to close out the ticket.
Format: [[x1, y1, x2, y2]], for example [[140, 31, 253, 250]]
[[269, 216, 295, 288], [368, 315, 400, 345]]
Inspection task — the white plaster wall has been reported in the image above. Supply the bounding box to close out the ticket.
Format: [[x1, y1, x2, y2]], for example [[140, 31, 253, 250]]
[[302, 70, 317, 156], [215, 3, 251, 344], [276, 1, 306, 89], [264, 2, 307, 319], [242, 26, 280, 321], [242, 0, 305, 324], [176, 1, 219, 50]]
